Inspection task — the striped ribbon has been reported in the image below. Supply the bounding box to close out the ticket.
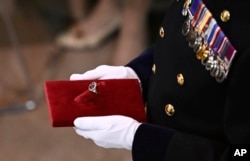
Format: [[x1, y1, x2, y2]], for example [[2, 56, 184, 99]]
[[189, 0, 236, 74]]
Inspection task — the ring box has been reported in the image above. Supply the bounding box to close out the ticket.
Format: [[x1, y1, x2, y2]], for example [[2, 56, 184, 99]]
[[44, 79, 147, 127]]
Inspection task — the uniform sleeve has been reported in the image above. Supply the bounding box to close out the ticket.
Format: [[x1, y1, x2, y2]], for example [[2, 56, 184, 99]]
[[131, 49, 250, 161], [132, 123, 226, 161], [126, 48, 154, 101], [132, 123, 174, 161]]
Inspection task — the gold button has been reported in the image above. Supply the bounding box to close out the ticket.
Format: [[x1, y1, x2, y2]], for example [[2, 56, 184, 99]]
[[177, 73, 184, 86], [220, 10, 230, 22], [159, 27, 165, 38], [152, 64, 156, 74], [165, 104, 175, 116]]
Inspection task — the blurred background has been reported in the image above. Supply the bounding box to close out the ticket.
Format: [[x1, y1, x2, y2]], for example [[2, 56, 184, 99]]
[[0, 0, 172, 160]]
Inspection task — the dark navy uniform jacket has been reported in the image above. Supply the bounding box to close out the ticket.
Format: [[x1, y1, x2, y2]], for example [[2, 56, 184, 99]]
[[127, 0, 250, 161]]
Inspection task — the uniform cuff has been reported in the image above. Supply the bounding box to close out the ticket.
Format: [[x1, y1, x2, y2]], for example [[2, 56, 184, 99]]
[[132, 123, 174, 161]]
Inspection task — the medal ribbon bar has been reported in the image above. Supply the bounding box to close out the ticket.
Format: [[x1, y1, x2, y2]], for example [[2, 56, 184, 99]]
[[182, 0, 237, 82]]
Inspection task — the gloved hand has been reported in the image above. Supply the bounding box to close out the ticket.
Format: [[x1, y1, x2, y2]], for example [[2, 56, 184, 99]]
[[73, 115, 141, 150], [70, 65, 140, 81]]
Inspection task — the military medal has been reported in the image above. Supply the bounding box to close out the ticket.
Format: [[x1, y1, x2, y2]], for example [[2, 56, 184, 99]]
[[182, 0, 237, 82]]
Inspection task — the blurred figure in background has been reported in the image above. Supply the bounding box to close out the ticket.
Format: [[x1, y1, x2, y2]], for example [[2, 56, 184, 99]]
[[56, 0, 121, 50], [4, 0, 168, 66], [56, 0, 152, 65]]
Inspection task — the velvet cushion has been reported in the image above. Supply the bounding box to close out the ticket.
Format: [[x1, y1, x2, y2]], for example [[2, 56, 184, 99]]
[[44, 79, 147, 127]]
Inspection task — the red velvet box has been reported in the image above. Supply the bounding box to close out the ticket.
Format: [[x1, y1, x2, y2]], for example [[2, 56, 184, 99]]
[[44, 79, 147, 127]]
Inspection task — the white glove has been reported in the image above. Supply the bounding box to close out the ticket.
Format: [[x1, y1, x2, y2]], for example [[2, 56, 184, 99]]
[[70, 65, 140, 81], [74, 115, 141, 150]]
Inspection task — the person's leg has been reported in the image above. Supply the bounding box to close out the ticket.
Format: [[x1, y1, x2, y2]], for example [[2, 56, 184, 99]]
[[56, 0, 121, 50], [68, 0, 87, 21], [111, 0, 152, 65]]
